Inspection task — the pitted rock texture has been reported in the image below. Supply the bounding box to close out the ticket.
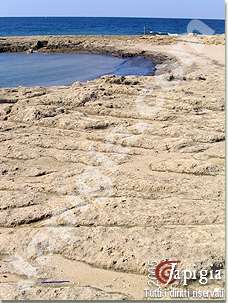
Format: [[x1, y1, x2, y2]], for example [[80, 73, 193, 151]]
[[0, 35, 225, 300]]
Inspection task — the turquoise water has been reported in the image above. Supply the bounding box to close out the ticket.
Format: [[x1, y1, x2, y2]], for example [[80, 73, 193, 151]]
[[0, 52, 155, 87], [0, 17, 225, 36]]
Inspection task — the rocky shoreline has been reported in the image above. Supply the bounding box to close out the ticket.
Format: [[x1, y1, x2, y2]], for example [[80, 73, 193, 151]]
[[0, 35, 225, 300]]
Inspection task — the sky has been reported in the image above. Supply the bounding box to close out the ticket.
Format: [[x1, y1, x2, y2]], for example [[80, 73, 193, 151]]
[[0, 0, 225, 19]]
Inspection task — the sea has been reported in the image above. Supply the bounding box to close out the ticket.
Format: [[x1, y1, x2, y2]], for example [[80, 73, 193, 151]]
[[0, 17, 225, 36], [0, 17, 224, 87]]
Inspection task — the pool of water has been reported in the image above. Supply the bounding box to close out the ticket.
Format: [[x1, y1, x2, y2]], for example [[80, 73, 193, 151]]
[[0, 52, 155, 88]]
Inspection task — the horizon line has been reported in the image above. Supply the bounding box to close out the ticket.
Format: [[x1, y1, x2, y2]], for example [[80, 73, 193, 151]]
[[0, 16, 225, 21]]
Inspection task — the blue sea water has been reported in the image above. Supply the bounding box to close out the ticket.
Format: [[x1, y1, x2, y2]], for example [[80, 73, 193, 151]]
[[0, 17, 224, 87], [0, 17, 225, 36], [0, 53, 155, 87]]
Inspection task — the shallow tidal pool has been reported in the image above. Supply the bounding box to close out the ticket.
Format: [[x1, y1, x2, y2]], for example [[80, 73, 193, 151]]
[[0, 52, 156, 87]]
